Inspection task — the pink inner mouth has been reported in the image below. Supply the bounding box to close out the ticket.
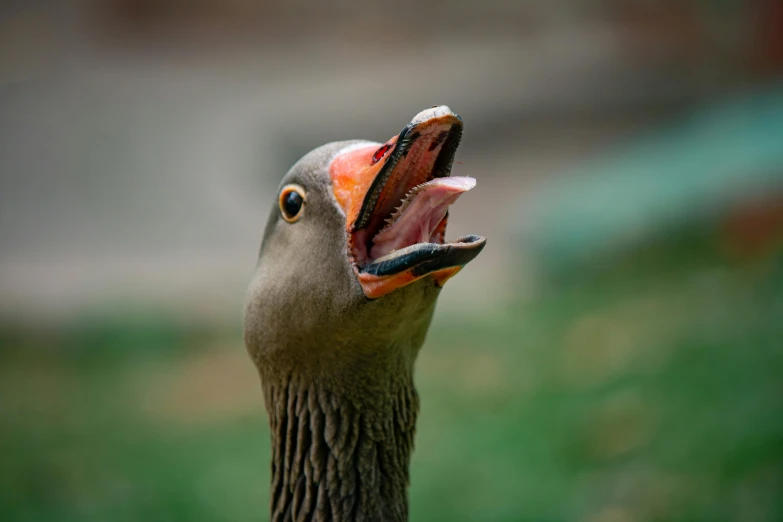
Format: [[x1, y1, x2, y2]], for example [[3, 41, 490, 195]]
[[370, 176, 476, 259]]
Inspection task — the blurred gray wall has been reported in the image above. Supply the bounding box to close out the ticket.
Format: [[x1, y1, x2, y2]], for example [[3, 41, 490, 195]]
[[0, 1, 769, 325]]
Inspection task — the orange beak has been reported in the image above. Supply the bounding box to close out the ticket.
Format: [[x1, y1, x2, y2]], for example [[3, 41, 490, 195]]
[[329, 106, 486, 299]]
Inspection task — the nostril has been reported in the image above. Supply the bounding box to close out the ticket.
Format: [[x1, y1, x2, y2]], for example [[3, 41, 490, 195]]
[[371, 143, 393, 165]]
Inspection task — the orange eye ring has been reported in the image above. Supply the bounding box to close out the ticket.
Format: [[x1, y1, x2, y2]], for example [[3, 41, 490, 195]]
[[279, 184, 306, 223]]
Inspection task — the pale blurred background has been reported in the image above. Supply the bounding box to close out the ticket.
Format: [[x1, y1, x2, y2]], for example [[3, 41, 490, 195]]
[[1, 1, 782, 521]]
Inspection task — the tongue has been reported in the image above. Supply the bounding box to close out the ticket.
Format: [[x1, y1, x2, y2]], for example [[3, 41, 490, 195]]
[[370, 176, 475, 259]]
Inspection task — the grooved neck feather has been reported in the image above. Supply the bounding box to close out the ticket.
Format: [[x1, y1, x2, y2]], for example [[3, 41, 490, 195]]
[[263, 369, 419, 522]]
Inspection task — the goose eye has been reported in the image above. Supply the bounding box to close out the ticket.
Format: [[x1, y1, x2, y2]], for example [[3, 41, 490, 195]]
[[279, 185, 306, 222]]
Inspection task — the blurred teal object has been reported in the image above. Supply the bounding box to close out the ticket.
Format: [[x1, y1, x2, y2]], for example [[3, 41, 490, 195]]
[[518, 84, 783, 270]]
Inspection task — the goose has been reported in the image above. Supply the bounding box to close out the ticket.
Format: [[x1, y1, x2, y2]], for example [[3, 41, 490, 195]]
[[244, 106, 486, 522]]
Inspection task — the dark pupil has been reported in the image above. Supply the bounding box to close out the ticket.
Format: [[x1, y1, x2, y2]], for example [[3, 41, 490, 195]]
[[283, 191, 303, 217]]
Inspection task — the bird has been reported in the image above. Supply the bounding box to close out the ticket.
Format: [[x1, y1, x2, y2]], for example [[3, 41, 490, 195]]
[[244, 106, 486, 522]]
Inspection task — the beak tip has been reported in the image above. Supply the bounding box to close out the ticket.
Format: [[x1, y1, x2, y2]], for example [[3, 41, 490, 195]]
[[411, 105, 457, 125]]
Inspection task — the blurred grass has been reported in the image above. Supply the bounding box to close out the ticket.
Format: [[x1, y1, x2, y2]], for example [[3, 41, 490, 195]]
[[1, 232, 782, 522]]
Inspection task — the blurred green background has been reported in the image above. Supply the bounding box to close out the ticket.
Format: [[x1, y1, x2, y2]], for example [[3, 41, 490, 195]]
[[2, 1, 782, 521]]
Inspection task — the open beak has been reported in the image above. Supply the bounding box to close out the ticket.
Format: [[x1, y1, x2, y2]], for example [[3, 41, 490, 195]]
[[330, 106, 486, 299]]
